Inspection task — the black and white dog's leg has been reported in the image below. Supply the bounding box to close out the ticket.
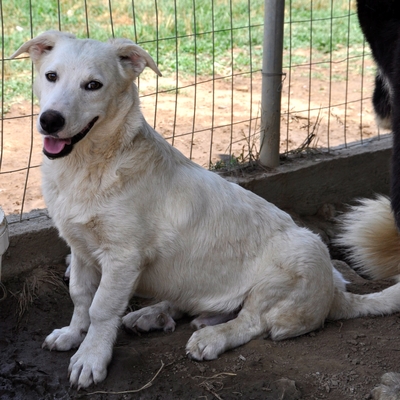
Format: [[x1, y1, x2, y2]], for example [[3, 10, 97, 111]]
[[390, 62, 400, 230], [373, 71, 392, 130]]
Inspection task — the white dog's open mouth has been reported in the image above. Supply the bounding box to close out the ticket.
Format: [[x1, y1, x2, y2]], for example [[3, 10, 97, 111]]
[[43, 117, 99, 160]]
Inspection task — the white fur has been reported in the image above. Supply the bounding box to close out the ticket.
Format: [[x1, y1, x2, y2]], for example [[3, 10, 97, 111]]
[[336, 195, 400, 280], [11, 31, 400, 389]]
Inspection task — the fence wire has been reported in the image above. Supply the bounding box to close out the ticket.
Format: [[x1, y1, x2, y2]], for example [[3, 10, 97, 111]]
[[282, 0, 380, 155], [0, 0, 382, 219]]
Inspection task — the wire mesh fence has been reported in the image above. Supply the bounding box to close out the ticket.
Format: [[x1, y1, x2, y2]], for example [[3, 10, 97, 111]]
[[281, 0, 383, 155], [0, 0, 382, 218]]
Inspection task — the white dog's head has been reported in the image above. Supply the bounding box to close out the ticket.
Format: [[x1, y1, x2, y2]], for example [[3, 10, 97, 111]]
[[11, 30, 161, 159]]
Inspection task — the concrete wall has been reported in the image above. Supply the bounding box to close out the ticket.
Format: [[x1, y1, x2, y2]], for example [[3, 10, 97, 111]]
[[2, 136, 392, 281], [230, 136, 392, 215], [3, 210, 68, 280]]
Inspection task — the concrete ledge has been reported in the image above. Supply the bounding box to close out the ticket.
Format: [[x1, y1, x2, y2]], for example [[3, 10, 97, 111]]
[[3, 210, 68, 281], [2, 136, 392, 280], [227, 136, 392, 215]]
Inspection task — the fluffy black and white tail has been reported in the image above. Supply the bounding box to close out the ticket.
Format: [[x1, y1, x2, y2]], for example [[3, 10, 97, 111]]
[[325, 195, 400, 319], [336, 195, 400, 280]]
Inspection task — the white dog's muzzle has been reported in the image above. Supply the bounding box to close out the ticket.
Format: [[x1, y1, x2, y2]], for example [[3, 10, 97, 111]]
[[40, 111, 99, 159]]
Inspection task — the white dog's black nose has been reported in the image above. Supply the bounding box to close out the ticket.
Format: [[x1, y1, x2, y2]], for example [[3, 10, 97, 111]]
[[40, 109, 65, 135]]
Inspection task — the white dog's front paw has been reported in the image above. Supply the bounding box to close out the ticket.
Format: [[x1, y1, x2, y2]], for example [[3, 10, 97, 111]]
[[68, 343, 111, 388], [43, 326, 86, 351], [186, 327, 226, 361]]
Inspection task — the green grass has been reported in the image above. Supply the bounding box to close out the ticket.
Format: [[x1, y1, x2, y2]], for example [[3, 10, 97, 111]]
[[284, 0, 365, 66], [1, 0, 366, 109]]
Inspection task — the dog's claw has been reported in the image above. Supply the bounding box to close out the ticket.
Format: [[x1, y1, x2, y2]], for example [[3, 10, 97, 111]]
[[156, 313, 166, 326]]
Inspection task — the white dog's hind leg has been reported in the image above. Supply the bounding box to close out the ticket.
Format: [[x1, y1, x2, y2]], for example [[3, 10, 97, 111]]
[[43, 253, 99, 351], [186, 285, 329, 362], [186, 307, 265, 361], [122, 300, 183, 333], [187, 234, 334, 361], [190, 310, 239, 330]]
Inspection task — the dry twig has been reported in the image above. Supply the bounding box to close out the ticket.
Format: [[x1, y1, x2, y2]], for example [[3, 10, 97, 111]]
[[194, 372, 237, 400], [86, 361, 164, 396]]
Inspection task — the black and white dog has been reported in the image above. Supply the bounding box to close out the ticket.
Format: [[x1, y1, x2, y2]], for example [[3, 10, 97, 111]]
[[357, 0, 398, 131], [356, 0, 400, 227]]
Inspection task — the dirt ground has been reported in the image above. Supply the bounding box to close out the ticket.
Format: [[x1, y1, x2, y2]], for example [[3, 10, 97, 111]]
[[1, 225, 400, 400]]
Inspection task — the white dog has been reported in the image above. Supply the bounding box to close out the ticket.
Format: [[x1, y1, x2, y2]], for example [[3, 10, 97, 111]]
[[11, 31, 400, 389]]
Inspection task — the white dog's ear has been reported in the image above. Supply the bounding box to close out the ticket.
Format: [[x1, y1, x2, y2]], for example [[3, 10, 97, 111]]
[[10, 30, 76, 63], [110, 39, 162, 79]]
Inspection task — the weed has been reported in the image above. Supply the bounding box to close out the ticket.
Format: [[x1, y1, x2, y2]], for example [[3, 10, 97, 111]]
[[9, 267, 67, 323]]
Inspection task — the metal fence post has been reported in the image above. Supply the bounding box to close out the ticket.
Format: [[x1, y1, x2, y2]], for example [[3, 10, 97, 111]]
[[259, 0, 285, 168]]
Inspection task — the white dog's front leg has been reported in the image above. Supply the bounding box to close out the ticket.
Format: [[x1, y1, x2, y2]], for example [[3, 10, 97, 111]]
[[68, 262, 139, 389], [43, 253, 99, 351]]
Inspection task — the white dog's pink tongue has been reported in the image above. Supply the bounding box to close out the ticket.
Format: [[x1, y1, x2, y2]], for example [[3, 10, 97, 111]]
[[43, 137, 71, 154]]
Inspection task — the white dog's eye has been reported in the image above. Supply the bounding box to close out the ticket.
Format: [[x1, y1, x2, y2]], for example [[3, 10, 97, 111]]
[[85, 81, 103, 91], [45, 72, 57, 82]]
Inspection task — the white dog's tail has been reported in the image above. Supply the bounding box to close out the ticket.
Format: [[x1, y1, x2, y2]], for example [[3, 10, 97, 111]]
[[328, 281, 400, 320], [326, 195, 400, 320], [336, 195, 400, 279]]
